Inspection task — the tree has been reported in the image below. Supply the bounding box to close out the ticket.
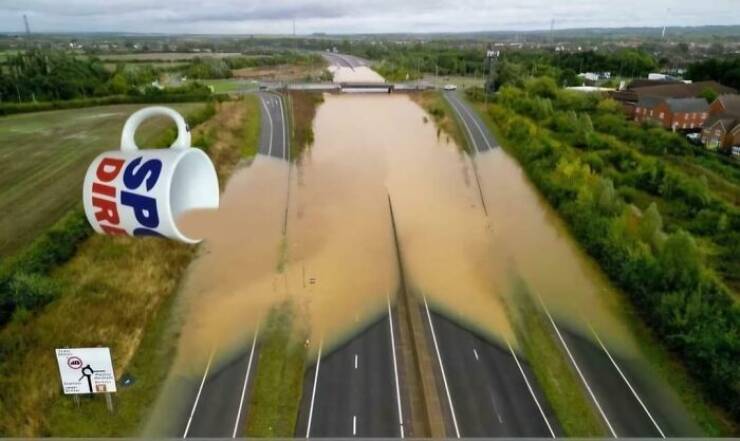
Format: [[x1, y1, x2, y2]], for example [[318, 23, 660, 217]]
[[639, 202, 664, 249], [658, 230, 702, 290], [699, 86, 719, 104]]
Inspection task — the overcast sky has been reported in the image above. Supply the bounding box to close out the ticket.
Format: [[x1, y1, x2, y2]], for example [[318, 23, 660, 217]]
[[0, 0, 738, 35]]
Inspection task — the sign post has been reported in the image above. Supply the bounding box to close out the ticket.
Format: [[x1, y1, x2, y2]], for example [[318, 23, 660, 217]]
[[55, 347, 117, 412]]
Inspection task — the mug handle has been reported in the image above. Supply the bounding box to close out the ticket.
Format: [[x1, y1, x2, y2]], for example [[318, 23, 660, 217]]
[[120, 106, 192, 152]]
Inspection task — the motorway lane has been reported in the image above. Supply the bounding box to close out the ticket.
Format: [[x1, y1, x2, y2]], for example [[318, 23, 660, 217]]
[[422, 299, 559, 438], [181, 94, 290, 438], [182, 333, 259, 438], [296, 301, 406, 438], [446, 91, 696, 437], [257, 92, 289, 160]]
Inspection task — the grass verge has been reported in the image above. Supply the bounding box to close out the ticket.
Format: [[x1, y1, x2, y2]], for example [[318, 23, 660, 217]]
[[245, 301, 308, 437], [508, 278, 607, 437], [288, 91, 324, 161], [0, 99, 259, 436]]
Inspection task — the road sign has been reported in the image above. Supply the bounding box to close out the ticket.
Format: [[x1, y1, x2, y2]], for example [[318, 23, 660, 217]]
[[55, 348, 117, 395]]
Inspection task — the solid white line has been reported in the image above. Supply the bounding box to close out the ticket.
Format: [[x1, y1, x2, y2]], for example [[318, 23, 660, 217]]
[[451, 94, 494, 150], [260, 96, 274, 157], [506, 339, 556, 438], [183, 350, 215, 438], [232, 329, 259, 438], [446, 94, 481, 153], [536, 294, 618, 437], [387, 296, 405, 439], [354, 354, 358, 369], [277, 95, 288, 160], [589, 325, 666, 438], [352, 415, 357, 435], [423, 295, 461, 438], [305, 341, 323, 438], [473, 348, 479, 361]]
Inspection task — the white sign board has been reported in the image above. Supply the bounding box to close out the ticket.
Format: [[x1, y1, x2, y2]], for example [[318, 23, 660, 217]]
[[55, 348, 117, 395]]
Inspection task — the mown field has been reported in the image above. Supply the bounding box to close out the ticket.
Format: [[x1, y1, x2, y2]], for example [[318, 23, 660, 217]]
[[0, 102, 205, 257]]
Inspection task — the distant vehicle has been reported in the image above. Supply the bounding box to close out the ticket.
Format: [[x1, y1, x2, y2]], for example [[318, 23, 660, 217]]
[[686, 132, 702, 145], [258, 83, 268, 91], [443, 84, 458, 91]]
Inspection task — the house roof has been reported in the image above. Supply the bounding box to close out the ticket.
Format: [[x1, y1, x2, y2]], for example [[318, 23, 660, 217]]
[[637, 96, 665, 109], [703, 114, 739, 132], [665, 98, 709, 113], [632, 81, 736, 99], [716, 94, 740, 116], [628, 79, 684, 89]]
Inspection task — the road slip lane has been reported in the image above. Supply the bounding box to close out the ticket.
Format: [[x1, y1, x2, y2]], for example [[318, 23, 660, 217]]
[[423, 301, 558, 437], [182, 335, 259, 438], [444, 91, 496, 153], [257, 93, 288, 160], [296, 312, 402, 437]]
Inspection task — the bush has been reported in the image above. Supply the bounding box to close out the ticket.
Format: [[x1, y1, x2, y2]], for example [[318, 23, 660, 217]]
[[482, 94, 740, 421]]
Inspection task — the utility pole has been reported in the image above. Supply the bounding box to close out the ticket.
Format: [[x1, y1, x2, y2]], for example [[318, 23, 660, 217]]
[[484, 44, 499, 106]]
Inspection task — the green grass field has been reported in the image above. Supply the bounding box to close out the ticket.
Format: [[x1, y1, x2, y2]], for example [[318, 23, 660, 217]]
[[203, 79, 260, 93], [0, 102, 205, 257]]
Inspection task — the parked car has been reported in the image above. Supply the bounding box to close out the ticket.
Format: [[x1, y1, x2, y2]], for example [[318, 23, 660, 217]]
[[686, 132, 702, 145]]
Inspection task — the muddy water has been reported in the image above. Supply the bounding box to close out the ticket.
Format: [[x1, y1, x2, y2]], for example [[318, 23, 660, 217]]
[[475, 149, 640, 354], [279, 93, 514, 346], [174, 155, 290, 369], [329, 65, 385, 83]]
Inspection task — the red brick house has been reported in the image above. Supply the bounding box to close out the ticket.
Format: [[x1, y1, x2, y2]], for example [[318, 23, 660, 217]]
[[634, 97, 709, 130], [701, 95, 740, 153]]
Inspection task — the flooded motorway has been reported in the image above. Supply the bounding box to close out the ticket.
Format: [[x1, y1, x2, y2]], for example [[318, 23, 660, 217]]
[[146, 65, 698, 436]]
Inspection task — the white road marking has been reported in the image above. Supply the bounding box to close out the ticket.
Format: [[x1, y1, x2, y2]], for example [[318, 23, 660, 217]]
[[352, 415, 357, 435], [450, 93, 494, 150], [305, 340, 323, 438], [387, 296, 405, 438], [277, 95, 288, 160], [487, 386, 504, 423], [506, 339, 556, 438], [536, 294, 618, 437], [232, 329, 259, 438], [354, 354, 358, 369], [589, 324, 665, 438], [260, 96, 274, 157], [423, 295, 461, 438], [472, 348, 479, 361], [183, 350, 215, 438]]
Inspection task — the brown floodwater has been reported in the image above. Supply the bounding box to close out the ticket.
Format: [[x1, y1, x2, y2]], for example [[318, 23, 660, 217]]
[[144, 83, 695, 436], [475, 149, 640, 355], [329, 65, 386, 83]]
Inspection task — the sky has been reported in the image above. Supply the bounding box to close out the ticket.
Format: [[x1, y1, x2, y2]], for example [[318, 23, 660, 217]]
[[0, 0, 738, 35]]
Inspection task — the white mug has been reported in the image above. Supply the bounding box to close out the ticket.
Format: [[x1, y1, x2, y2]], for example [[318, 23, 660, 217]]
[[82, 106, 219, 243]]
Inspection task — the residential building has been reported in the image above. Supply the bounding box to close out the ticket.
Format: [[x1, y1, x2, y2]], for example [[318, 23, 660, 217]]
[[634, 97, 709, 130], [701, 95, 740, 152], [610, 80, 736, 117]]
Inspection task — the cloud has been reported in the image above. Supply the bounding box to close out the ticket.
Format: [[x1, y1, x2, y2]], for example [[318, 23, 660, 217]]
[[0, 0, 737, 34]]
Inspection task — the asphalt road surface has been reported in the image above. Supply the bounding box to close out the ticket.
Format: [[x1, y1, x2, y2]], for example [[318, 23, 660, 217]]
[[421, 297, 559, 438], [258, 92, 289, 160], [296, 298, 406, 438], [181, 333, 259, 438], [321, 52, 369, 69], [446, 90, 699, 437]]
